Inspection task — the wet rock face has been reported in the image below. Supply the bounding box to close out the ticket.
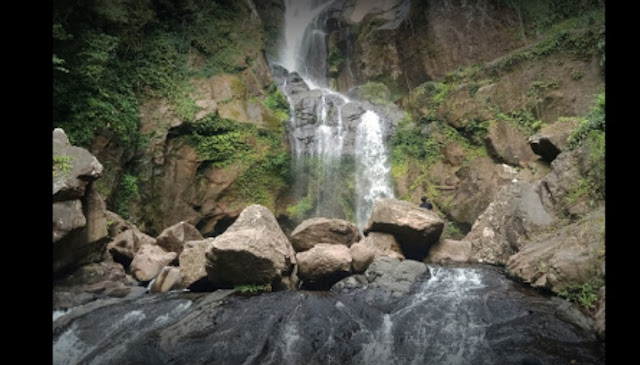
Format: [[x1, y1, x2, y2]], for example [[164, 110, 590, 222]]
[[53, 265, 605, 365]]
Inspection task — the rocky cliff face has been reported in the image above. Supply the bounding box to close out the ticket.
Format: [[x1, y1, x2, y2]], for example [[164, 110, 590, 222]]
[[65, 0, 604, 243], [86, 1, 293, 237]]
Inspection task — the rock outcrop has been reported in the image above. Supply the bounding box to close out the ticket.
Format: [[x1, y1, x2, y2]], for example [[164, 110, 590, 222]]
[[446, 157, 519, 230], [465, 182, 554, 265], [53, 128, 104, 201], [205, 205, 296, 288], [53, 128, 109, 275], [506, 207, 604, 294], [289, 217, 361, 252], [364, 198, 444, 260], [156, 221, 204, 256]]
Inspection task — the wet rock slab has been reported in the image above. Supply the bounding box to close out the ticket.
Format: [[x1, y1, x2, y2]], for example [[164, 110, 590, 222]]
[[53, 265, 604, 365]]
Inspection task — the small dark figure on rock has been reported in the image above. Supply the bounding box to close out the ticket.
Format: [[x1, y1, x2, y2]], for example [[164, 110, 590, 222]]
[[420, 196, 433, 210]]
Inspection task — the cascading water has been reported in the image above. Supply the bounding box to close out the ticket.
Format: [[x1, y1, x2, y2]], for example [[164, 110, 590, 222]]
[[355, 110, 394, 229], [275, 0, 394, 229]]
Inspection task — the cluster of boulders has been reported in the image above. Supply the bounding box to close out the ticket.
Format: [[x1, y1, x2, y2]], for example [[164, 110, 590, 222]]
[[204, 198, 445, 291], [53, 128, 449, 308]]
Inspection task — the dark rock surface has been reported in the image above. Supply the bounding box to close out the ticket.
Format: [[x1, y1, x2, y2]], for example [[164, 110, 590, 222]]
[[53, 265, 605, 365]]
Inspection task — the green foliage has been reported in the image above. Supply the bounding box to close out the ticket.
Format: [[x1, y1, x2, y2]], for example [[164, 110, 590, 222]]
[[263, 83, 290, 124], [486, 6, 604, 75], [562, 93, 605, 202], [328, 45, 345, 78], [568, 92, 605, 149], [500, 0, 603, 37], [116, 174, 139, 219], [559, 280, 602, 310], [415, 81, 454, 110], [469, 83, 480, 97], [584, 129, 605, 200], [53, 54, 69, 73], [443, 220, 465, 240], [53, 0, 264, 150], [359, 82, 393, 105], [391, 119, 442, 166], [53, 155, 73, 177], [570, 68, 585, 80], [496, 109, 543, 136], [460, 119, 491, 146], [287, 195, 314, 220], [234, 284, 271, 294]]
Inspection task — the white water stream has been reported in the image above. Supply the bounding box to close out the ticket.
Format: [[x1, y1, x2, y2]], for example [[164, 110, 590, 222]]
[[277, 0, 394, 230]]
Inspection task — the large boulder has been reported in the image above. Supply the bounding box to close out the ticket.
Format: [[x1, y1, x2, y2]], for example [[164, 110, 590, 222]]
[[53, 128, 103, 201], [528, 118, 578, 162], [506, 207, 604, 294], [427, 239, 472, 264], [150, 266, 183, 293], [53, 183, 109, 275], [538, 147, 594, 218], [290, 217, 361, 252], [364, 256, 429, 296], [484, 121, 537, 167], [156, 221, 204, 256], [465, 182, 554, 265], [106, 227, 156, 268], [53, 200, 86, 243], [179, 238, 215, 290], [360, 231, 405, 260], [296, 244, 353, 288], [364, 198, 444, 260], [205, 205, 296, 288], [349, 242, 376, 273], [130, 244, 178, 283]]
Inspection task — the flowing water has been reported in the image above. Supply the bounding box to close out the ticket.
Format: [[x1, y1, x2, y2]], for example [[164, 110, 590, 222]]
[[275, 0, 395, 230], [53, 265, 604, 364]]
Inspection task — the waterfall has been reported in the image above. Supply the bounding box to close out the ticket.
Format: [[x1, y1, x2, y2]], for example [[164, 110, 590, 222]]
[[355, 110, 394, 229], [276, 0, 395, 229]]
